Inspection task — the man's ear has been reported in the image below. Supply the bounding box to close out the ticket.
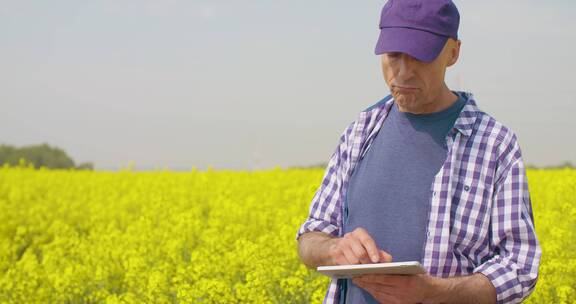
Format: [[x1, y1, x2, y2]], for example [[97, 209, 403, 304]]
[[447, 39, 461, 67]]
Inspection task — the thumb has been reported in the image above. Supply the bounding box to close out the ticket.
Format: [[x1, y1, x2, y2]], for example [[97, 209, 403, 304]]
[[379, 250, 393, 263]]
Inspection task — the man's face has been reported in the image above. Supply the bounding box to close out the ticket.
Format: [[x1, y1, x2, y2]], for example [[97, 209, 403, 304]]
[[380, 38, 460, 114]]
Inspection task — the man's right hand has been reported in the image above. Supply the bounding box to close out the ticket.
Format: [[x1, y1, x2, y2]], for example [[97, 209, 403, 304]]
[[327, 227, 393, 265], [297, 228, 393, 268]]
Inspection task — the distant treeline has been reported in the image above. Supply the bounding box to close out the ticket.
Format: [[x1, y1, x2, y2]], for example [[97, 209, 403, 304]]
[[526, 162, 575, 169], [0, 143, 93, 170]]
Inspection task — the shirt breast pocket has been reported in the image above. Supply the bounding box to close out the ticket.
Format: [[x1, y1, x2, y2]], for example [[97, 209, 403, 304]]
[[450, 175, 492, 250]]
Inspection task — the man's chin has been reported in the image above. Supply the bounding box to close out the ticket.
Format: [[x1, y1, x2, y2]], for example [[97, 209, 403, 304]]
[[392, 92, 417, 107]]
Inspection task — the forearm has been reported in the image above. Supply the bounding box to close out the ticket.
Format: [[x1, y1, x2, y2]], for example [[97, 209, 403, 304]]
[[432, 273, 496, 304], [297, 231, 338, 268]]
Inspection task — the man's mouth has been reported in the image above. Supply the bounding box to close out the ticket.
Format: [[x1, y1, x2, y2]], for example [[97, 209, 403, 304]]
[[393, 85, 419, 93], [393, 84, 419, 90]]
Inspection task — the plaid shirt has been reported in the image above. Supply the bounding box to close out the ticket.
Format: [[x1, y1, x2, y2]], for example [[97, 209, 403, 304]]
[[296, 92, 541, 304]]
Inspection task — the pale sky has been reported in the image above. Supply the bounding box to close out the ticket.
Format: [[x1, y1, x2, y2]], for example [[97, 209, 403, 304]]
[[1, 0, 574, 170]]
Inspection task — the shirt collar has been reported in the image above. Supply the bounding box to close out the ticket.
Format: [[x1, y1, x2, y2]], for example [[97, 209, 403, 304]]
[[451, 91, 480, 137]]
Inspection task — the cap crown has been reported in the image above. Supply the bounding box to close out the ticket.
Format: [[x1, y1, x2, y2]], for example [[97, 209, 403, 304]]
[[379, 0, 460, 39]]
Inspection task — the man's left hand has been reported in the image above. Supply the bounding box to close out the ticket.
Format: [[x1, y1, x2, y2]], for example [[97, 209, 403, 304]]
[[352, 273, 449, 304]]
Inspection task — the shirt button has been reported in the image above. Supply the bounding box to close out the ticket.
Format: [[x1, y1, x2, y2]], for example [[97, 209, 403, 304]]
[[432, 191, 436, 197]]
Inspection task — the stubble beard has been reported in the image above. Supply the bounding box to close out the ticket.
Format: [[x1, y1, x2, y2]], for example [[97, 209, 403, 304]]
[[392, 91, 419, 112]]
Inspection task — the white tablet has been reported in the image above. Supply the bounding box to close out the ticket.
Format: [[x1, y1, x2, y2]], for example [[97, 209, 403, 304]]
[[317, 261, 427, 279]]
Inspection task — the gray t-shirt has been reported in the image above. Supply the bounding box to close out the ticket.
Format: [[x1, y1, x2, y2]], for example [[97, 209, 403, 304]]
[[340, 92, 467, 304]]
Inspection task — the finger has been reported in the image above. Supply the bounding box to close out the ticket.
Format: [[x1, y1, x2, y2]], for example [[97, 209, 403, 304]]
[[371, 289, 400, 304], [353, 228, 381, 263], [334, 253, 351, 266], [341, 241, 361, 264], [379, 250, 393, 263], [377, 273, 408, 287], [357, 275, 397, 287], [347, 237, 374, 264], [358, 283, 399, 304]]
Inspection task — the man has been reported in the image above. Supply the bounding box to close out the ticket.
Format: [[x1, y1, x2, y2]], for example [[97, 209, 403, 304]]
[[295, 1, 541, 304]]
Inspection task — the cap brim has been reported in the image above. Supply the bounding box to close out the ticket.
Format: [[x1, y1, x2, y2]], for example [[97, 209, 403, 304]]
[[375, 27, 448, 62]]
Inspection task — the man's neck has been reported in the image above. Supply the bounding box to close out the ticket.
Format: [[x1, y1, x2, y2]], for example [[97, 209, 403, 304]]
[[433, 87, 459, 113], [400, 86, 458, 115]]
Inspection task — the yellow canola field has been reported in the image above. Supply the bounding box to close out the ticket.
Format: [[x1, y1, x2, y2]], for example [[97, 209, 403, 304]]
[[0, 165, 574, 303]]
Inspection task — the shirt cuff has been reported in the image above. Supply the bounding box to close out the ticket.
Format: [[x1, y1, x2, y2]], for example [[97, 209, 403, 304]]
[[473, 256, 535, 304], [296, 219, 340, 241]]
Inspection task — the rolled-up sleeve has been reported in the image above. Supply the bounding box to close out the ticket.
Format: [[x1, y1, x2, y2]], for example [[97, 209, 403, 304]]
[[295, 121, 355, 241], [473, 134, 542, 304]]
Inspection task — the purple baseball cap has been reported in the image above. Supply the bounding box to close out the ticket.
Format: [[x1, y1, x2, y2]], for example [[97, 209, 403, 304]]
[[375, 0, 460, 62]]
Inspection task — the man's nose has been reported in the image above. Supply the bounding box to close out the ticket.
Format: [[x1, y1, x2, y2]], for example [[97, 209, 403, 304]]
[[397, 54, 416, 78]]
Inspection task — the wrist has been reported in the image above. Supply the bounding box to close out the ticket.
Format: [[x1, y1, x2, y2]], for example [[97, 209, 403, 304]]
[[322, 237, 339, 265], [424, 275, 457, 304]]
